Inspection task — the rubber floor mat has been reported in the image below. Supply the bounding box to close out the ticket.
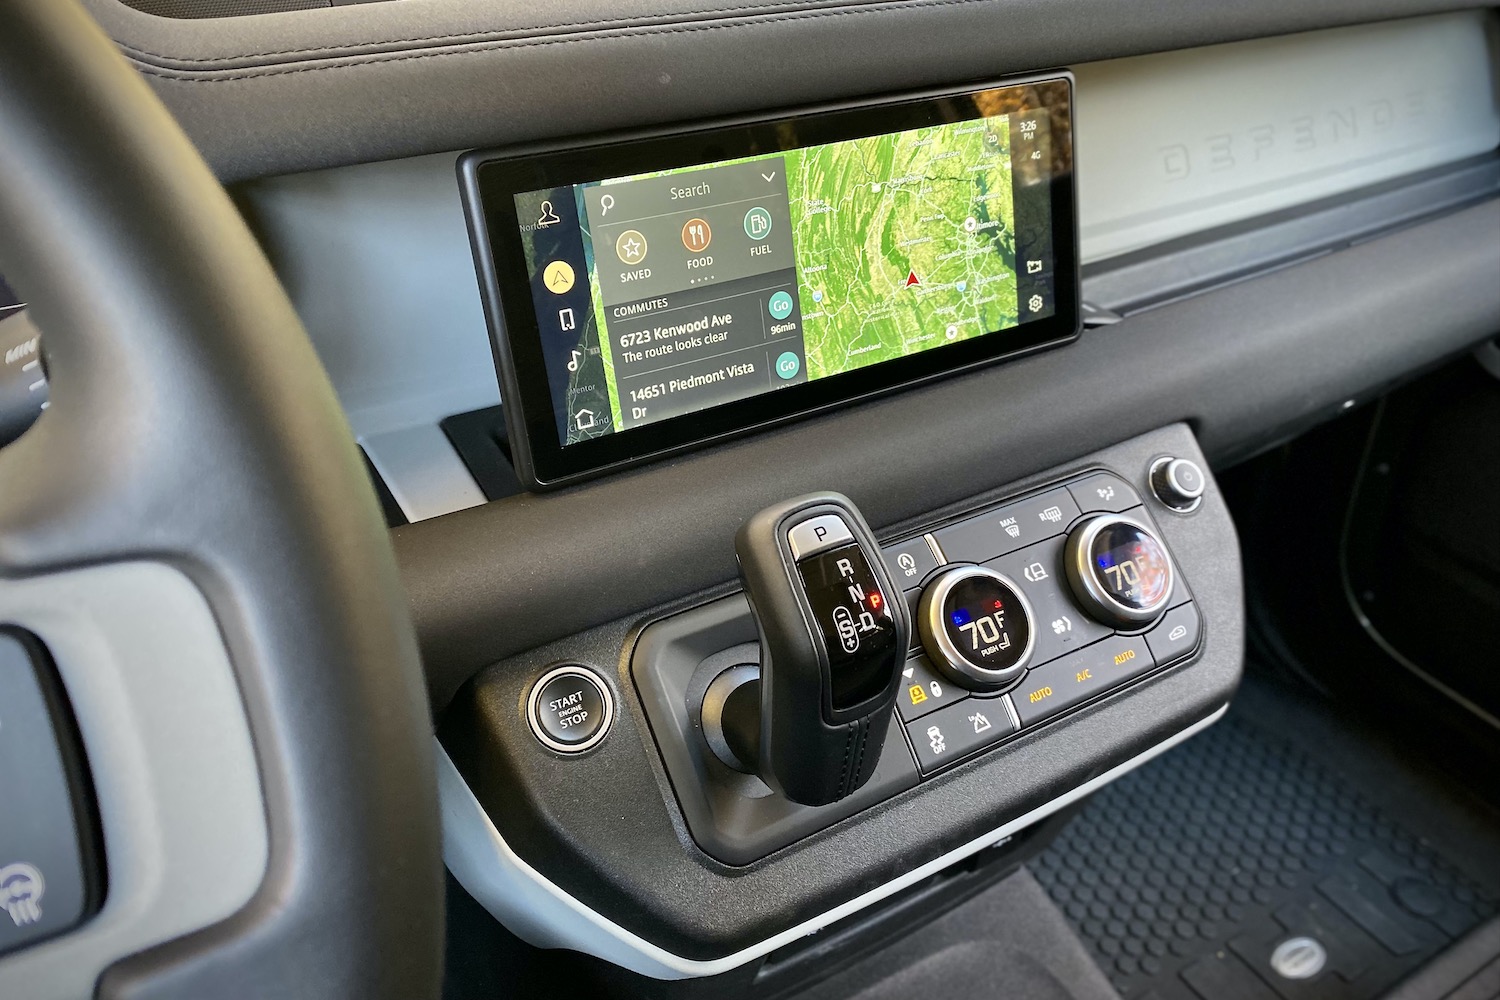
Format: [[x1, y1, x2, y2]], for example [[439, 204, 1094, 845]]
[[1031, 715, 1499, 1000]]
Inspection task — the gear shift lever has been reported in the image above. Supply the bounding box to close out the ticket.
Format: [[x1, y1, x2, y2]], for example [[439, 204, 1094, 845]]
[[735, 493, 909, 806]]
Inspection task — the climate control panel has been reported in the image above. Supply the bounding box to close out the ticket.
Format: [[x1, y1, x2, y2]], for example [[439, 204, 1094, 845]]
[[625, 450, 1212, 865], [884, 467, 1202, 776]]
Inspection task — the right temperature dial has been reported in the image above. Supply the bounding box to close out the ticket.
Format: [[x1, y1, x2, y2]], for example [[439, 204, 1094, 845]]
[[1063, 514, 1176, 629]]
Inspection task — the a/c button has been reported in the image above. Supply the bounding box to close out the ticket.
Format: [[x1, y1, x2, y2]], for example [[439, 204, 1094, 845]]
[[528, 666, 613, 753]]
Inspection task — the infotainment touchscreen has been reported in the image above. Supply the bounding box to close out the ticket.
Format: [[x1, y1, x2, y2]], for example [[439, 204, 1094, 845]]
[[462, 75, 1077, 488]]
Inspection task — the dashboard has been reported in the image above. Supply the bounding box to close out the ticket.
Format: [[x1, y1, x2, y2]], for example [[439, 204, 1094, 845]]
[[225, 10, 1500, 980], [16, 1, 1496, 995]]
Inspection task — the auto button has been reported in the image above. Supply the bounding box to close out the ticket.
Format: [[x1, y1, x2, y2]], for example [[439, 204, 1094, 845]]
[[1013, 636, 1153, 727]]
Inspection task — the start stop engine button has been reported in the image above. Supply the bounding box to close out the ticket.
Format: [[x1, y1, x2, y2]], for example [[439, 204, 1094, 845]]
[[527, 666, 613, 754]]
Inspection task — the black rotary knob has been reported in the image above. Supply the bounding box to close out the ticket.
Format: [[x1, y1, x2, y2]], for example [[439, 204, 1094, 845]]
[[917, 565, 1035, 691], [1149, 457, 1205, 512], [1064, 514, 1175, 628]]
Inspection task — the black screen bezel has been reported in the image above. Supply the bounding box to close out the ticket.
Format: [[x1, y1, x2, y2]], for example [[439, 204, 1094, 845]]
[[460, 74, 1080, 490]]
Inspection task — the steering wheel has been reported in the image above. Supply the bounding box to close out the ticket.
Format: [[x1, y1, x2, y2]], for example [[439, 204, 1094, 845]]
[[0, 2, 443, 998]]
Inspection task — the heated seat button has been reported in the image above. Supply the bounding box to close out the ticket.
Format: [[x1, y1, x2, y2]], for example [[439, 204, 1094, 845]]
[[904, 696, 1017, 775], [1145, 602, 1201, 665], [527, 666, 613, 754]]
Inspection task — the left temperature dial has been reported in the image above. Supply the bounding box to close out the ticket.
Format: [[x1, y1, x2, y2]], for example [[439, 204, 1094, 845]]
[[917, 566, 1036, 691], [737, 495, 909, 806]]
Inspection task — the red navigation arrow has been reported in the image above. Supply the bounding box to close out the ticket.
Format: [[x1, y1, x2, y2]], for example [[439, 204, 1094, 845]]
[[905, 270, 920, 287]]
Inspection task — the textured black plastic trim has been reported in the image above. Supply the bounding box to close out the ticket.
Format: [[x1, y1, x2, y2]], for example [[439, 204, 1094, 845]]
[[630, 596, 921, 864], [1083, 153, 1500, 317], [439, 405, 523, 502], [629, 468, 1201, 864], [83, 0, 1494, 182]]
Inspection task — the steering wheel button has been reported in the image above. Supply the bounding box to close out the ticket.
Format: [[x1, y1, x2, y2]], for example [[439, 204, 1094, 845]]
[[0, 634, 93, 957], [528, 667, 613, 754]]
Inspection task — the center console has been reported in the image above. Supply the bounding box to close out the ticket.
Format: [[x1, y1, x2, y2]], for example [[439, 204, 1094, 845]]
[[439, 422, 1242, 986], [632, 459, 1206, 866]]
